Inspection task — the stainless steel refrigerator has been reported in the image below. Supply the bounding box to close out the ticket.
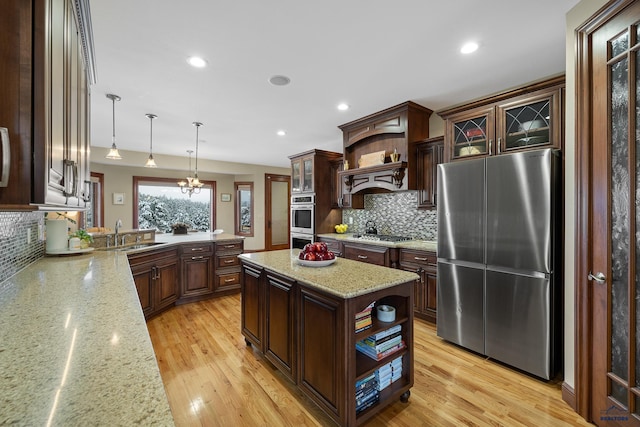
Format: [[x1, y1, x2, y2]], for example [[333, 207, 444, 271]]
[[436, 148, 561, 380]]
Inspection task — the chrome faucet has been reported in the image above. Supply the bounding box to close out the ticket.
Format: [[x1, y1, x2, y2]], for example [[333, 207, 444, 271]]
[[114, 219, 123, 246]]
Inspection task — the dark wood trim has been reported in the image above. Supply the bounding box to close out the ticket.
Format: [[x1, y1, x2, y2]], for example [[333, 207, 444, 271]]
[[562, 382, 577, 412], [131, 176, 216, 229], [437, 75, 566, 117], [234, 181, 254, 237], [573, 0, 638, 422]]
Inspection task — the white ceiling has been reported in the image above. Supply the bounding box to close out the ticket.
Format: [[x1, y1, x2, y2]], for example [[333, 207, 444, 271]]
[[89, 0, 580, 170]]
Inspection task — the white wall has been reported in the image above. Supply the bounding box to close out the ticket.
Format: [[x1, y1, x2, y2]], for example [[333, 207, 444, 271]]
[[91, 146, 289, 251], [563, 0, 609, 389]]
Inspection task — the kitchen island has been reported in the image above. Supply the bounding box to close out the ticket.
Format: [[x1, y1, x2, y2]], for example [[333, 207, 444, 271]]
[[239, 249, 419, 427]]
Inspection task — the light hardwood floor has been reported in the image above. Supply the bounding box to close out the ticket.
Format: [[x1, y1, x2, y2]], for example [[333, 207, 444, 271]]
[[146, 294, 593, 427]]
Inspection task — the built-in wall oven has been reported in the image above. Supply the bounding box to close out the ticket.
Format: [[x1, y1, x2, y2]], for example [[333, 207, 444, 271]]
[[290, 193, 314, 248]]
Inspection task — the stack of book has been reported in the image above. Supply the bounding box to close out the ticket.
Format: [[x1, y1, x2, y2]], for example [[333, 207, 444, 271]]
[[355, 324, 405, 361], [375, 355, 403, 391], [355, 301, 375, 333], [355, 372, 379, 414]]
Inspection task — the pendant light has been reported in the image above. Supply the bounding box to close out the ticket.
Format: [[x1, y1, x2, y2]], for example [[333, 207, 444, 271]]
[[105, 93, 122, 159], [144, 113, 157, 167], [178, 122, 204, 197]]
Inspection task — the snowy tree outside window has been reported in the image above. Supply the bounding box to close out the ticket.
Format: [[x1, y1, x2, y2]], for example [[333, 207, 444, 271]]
[[136, 182, 213, 233]]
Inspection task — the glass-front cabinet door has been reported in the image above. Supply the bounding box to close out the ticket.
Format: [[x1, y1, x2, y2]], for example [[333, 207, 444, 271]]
[[290, 155, 314, 193], [291, 160, 301, 193], [496, 89, 562, 154], [302, 157, 313, 192], [448, 106, 495, 160]]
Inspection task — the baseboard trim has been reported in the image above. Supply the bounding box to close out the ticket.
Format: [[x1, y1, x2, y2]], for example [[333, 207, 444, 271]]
[[561, 381, 576, 411]]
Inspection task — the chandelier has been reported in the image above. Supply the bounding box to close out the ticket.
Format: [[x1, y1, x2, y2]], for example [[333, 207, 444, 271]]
[[105, 94, 122, 159], [178, 122, 204, 197]]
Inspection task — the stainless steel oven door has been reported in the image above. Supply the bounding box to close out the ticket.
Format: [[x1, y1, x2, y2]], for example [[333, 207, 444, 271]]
[[290, 232, 313, 250], [290, 204, 314, 234]]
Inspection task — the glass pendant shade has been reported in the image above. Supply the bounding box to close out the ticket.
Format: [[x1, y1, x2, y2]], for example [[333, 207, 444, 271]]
[[178, 122, 205, 197], [105, 94, 122, 160], [144, 113, 158, 168]]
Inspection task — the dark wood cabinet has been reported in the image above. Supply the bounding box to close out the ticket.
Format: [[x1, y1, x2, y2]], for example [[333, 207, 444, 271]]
[[317, 236, 344, 257], [180, 242, 214, 301], [438, 76, 564, 162], [128, 247, 180, 320], [214, 240, 243, 294], [399, 249, 437, 323], [415, 136, 444, 209], [343, 243, 398, 268], [0, 0, 93, 209], [241, 262, 264, 350], [265, 272, 297, 382], [330, 158, 364, 209]]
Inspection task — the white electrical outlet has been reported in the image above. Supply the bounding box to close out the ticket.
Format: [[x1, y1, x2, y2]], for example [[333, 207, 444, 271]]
[[27, 228, 31, 244], [348, 217, 353, 224]]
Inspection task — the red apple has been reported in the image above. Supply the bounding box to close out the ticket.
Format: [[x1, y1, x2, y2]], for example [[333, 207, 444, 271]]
[[314, 242, 327, 253], [326, 251, 335, 260], [316, 252, 325, 261], [303, 243, 315, 253], [298, 251, 305, 260], [303, 252, 316, 261]]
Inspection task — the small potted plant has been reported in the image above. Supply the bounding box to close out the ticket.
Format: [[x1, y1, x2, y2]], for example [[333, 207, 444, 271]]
[[171, 222, 189, 235], [70, 229, 94, 248]]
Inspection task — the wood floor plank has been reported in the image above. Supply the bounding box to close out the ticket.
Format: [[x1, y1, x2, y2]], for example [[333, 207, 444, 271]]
[[146, 294, 593, 427]]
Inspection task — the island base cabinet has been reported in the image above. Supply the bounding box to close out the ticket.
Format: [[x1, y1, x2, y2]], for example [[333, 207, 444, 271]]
[[241, 263, 264, 350], [129, 248, 180, 320], [298, 286, 344, 420], [265, 272, 297, 382]]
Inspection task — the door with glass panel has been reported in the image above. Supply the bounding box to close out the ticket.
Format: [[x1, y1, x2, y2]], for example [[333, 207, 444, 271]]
[[580, 2, 640, 425], [265, 174, 290, 251]]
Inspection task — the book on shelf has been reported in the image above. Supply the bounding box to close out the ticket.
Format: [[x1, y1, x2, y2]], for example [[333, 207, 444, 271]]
[[356, 394, 379, 414], [356, 372, 376, 389], [355, 301, 375, 332], [356, 340, 405, 361], [370, 324, 402, 341], [362, 333, 402, 351]]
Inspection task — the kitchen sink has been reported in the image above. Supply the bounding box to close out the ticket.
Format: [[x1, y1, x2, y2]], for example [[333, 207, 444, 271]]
[[108, 242, 166, 251]]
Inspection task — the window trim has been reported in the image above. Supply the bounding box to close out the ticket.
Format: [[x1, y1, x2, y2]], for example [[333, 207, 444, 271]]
[[234, 181, 254, 237], [132, 176, 216, 230]]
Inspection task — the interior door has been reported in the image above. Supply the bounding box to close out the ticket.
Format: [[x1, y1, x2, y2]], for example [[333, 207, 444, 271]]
[[265, 174, 290, 251], [578, 1, 640, 425]]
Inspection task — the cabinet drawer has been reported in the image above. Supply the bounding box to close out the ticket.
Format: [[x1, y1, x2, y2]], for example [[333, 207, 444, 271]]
[[343, 244, 389, 266], [217, 254, 240, 268], [399, 249, 436, 268], [128, 247, 179, 267], [181, 242, 213, 255], [216, 270, 241, 288], [216, 241, 243, 253]]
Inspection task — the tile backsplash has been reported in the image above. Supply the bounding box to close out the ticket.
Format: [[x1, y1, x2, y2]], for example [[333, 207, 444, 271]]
[[0, 211, 45, 284], [342, 191, 437, 240]]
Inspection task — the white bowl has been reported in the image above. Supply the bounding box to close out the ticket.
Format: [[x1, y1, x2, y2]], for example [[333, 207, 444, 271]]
[[519, 120, 545, 132], [296, 258, 337, 267]]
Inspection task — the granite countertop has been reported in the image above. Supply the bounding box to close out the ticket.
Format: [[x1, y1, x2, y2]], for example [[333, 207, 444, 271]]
[[315, 233, 437, 252], [239, 249, 419, 299], [0, 250, 174, 426]]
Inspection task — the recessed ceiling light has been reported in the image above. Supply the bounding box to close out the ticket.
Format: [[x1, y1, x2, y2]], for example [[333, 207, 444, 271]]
[[460, 42, 479, 54], [269, 75, 291, 86], [187, 56, 207, 68], [277, 130, 286, 136], [337, 103, 350, 111]]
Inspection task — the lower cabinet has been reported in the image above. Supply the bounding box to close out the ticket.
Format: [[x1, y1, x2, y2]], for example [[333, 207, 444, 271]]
[[317, 236, 343, 257], [128, 247, 180, 319], [180, 242, 215, 301], [214, 240, 243, 294], [343, 243, 398, 268], [265, 272, 297, 381], [399, 249, 437, 323], [241, 262, 264, 349]]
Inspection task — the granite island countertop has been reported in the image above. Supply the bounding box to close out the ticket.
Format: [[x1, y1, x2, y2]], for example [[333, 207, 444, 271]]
[[239, 249, 419, 299], [315, 233, 437, 252]]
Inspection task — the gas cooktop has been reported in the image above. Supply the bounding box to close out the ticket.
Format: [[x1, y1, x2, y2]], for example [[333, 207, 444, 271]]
[[353, 234, 413, 242]]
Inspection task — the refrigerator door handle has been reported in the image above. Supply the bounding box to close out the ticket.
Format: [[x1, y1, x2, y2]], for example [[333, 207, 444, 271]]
[[588, 271, 606, 284]]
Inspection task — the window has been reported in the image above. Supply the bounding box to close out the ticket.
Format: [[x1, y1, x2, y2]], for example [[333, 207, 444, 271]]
[[235, 182, 253, 236], [133, 177, 216, 233]]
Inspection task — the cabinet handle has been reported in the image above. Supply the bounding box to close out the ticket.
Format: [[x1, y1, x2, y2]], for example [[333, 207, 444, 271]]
[[191, 256, 204, 260], [414, 256, 428, 261], [357, 255, 368, 259], [488, 139, 492, 155], [0, 128, 10, 187], [224, 278, 235, 283], [497, 137, 501, 154], [62, 159, 78, 197], [151, 266, 157, 280], [224, 245, 235, 249], [191, 247, 205, 252], [224, 259, 235, 264]]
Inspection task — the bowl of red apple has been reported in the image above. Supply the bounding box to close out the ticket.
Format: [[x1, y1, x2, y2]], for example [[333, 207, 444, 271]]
[[296, 242, 337, 267]]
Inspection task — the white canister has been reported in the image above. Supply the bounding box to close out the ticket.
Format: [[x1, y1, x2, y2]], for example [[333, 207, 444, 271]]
[[45, 219, 68, 252]]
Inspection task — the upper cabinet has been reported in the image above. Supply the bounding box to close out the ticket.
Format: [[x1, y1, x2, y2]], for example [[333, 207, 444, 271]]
[[0, 0, 94, 209], [290, 153, 315, 194], [438, 76, 564, 162], [415, 136, 444, 209]]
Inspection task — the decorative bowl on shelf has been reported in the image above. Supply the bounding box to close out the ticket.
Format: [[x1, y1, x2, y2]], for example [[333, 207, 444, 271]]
[[296, 258, 337, 267]]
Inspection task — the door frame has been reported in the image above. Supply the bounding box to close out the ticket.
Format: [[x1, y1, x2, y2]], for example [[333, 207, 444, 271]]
[[264, 173, 290, 251], [574, 0, 636, 421]]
